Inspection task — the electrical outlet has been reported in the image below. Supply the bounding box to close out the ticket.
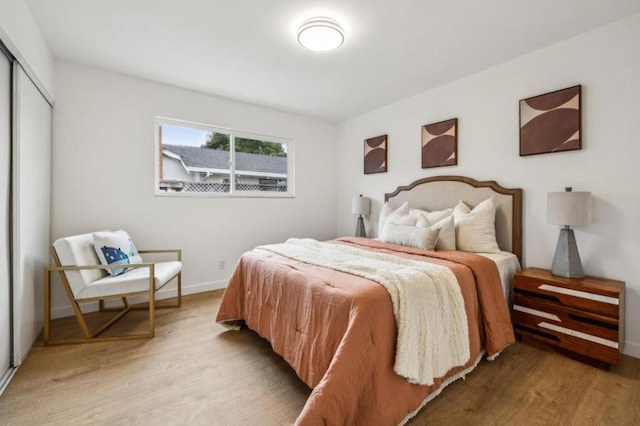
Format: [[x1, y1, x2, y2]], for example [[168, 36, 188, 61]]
[[219, 260, 225, 270]]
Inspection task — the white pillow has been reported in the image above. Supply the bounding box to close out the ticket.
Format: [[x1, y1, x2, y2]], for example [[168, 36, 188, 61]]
[[417, 214, 456, 250], [93, 230, 143, 276], [453, 197, 500, 253], [410, 207, 453, 224], [378, 201, 414, 236], [381, 222, 439, 250]]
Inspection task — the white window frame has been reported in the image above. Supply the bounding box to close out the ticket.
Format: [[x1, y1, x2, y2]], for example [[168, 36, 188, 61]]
[[154, 117, 295, 198]]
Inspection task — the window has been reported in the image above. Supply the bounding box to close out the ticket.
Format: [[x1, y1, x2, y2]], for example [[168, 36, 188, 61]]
[[155, 117, 293, 197]]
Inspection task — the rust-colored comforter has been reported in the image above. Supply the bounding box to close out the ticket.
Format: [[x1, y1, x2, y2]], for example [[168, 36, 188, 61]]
[[216, 237, 514, 425]]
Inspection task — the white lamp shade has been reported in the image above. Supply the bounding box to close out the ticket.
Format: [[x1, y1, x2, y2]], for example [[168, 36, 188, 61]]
[[547, 191, 592, 226], [352, 196, 371, 216]]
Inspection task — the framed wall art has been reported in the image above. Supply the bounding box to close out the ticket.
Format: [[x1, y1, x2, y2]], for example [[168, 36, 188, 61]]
[[364, 134, 387, 174], [421, 118, 457, 168], [519, 85, 582, 156]]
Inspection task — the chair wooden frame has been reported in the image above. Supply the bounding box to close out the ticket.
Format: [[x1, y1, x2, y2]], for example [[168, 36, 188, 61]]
[[44, 247, 182, 345]]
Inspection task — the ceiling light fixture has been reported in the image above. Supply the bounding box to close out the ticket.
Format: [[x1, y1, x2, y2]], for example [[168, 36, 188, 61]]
[[297, 17, 344, 52]]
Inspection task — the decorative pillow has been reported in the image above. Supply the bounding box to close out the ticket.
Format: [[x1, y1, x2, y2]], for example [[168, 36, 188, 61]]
[[378, 202, 393, 236], [453, 197, 500, 253], [381, 222, 440, 250], [113, 230, 142, 264], [93, 230, 142, 276], [378, 201, 413, 236], [410, 207, 453, 224], [417, 214, 456, 250]]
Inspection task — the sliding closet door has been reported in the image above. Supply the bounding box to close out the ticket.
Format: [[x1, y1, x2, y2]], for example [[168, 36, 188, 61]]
[[13, 65, 51, 361], [0, 49, 12, 387]]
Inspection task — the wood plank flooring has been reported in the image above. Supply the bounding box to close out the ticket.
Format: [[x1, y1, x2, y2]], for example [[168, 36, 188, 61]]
[[1, 291, 638, 425]]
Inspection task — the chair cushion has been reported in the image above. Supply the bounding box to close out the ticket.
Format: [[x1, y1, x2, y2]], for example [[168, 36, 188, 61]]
[[76, 261, 182, 300], [53, 233, 107, 297]]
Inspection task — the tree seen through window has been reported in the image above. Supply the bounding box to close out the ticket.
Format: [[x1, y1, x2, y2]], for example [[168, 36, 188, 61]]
[[202, 133, 287, 157]]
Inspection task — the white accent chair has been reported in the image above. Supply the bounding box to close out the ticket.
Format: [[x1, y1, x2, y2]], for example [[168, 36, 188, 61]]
[[44, 232, 182, 345]]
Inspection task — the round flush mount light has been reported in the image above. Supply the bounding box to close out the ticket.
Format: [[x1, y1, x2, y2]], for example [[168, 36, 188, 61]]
[[297, 17, 344, 52]]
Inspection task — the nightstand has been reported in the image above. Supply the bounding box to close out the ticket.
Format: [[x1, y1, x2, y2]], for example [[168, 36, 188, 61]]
[[513, 267, 625, 369]]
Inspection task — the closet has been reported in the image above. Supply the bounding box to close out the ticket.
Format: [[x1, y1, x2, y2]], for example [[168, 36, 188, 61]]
[[0, 43, 11, 393], [0, 40, 52, 394]]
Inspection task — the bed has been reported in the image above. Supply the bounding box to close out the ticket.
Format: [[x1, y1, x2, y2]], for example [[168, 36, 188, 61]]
[[216, 175, 523, 425]]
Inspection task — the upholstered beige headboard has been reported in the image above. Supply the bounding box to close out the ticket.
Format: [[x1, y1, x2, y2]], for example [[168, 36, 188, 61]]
[[384, 176, 523, 262]]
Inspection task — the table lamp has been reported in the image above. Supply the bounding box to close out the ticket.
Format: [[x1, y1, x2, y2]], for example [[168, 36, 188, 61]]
[[547, 187, 592, 278], [352, 195, 371, 238]]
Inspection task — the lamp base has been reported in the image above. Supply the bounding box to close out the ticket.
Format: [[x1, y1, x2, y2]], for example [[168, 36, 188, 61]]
[[355, 216, 366, 238], [551, 228, 585, 278]]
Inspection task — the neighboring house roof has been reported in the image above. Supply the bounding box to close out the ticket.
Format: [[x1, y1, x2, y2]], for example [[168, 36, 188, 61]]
[[162, 144, 287, 175]]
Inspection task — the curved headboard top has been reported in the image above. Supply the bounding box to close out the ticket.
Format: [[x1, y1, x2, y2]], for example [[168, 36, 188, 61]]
[[384, 175, 523, 262]]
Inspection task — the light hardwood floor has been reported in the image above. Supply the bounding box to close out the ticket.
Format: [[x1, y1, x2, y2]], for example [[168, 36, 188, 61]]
[[1, 291, 638, 425]]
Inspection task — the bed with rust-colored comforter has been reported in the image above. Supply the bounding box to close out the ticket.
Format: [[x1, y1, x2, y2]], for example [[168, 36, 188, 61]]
[[216, 237, 515, 425]]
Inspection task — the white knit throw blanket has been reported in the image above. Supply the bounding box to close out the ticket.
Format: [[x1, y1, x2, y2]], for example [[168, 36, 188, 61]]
[[258, 238, 470, 386]]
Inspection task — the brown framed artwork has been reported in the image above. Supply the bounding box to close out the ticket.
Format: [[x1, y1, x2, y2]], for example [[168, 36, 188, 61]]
[[364, 134, 387, 174], [520, 85, 582, 156], [421, 118, 457, 168]]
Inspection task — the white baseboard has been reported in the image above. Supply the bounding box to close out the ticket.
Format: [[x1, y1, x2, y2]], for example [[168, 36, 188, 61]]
[[623, 341, 640, 359], [50, 279, 228, 320]]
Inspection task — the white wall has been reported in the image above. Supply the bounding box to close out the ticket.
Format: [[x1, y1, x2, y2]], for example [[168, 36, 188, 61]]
[[0, 0, 54, 98], [336, 14, 640, 357], [51, 61, 338, 316]]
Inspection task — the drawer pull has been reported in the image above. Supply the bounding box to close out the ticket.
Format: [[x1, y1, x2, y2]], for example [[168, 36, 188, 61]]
[[516, 288, 559, 303], [568, 313, 618, 330], [538, 322, 618, 349], [514, 305, 561, 322], [514, 324, 560, 341], [538, 284, 619, 305]]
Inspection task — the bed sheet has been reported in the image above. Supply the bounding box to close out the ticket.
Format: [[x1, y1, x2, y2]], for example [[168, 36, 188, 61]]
[[477, 251, 521, 302]]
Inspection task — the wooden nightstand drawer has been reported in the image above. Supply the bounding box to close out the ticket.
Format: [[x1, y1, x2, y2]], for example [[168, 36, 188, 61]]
[[513, 268, 625, 368], [514, 274, 620, 318], [513, 293, 619, 342], [513, 303, 620, 364]]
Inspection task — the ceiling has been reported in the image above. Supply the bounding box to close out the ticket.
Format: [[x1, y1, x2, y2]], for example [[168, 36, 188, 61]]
[[26, 0, 640, 122]]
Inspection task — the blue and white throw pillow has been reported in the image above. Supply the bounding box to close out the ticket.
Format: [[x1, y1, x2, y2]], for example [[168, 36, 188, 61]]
[[93, 230, 142, 276]]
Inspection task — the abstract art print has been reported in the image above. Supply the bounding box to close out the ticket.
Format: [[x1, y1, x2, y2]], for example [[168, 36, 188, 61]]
[[520, 85, 581, 156], [421, 118, 457, 168], [364, 134, 387, 174]]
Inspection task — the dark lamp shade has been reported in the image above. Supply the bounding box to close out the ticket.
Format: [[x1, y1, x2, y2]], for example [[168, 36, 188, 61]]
[[547, 191, 591, 226]]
